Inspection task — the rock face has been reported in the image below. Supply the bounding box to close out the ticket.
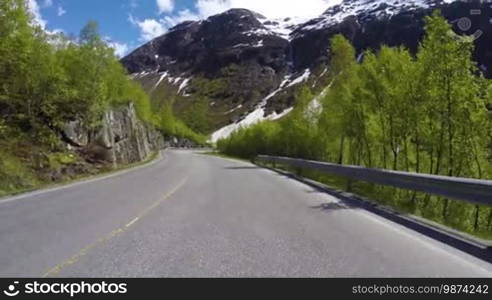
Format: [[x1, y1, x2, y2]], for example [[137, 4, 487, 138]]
[[63, 103, 165, 167], [121, 0, 492, 138], [122, 9, 290, 76], [122, 9, 293, 131]]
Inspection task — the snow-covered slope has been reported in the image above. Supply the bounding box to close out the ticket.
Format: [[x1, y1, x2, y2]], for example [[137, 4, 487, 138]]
[[210, 69, 311, 142], [293, 0, 451, 36], [262, 16, 314, 40], [260, 1, 452, 40]]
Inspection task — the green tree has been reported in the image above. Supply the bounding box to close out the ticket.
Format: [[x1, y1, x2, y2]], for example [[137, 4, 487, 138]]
[[182, 97, 210, 134], [319, 34, 366, 165], [359, 46, 416, 170], [280, 86, 320, 159]]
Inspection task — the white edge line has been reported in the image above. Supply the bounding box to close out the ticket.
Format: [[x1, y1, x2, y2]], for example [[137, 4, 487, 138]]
[[126, 217, 140, 228], [356, 210, 492, 275]]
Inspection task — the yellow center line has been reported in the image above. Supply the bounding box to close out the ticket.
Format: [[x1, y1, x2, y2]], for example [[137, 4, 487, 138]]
[[43, 177, 189, 278]]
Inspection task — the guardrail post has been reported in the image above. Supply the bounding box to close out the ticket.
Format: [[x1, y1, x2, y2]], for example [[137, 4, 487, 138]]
[[346, 179, 353, 193], [295, 167, 302, 177]]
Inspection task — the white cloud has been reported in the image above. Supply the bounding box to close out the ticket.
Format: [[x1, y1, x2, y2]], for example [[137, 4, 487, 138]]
[[192, 0, 342, 20], [27, 0, 47, 28], [129, 9, 195, 42], [25, 1, 70, 37], [108, 41, 130, 58], [43, 0, 53, 8], [157, 0, 174, 14], [130, 0, 342, 43], [172, 0, 342, 27], [162, 9, 200, 28], [57, 6, 66, 17], [129, 14, 167, 42]]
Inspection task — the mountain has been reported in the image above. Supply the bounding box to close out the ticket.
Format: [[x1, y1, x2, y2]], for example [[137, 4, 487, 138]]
[[121, 8, 301, 137], [291, 0, 491, 71], [121, 0, 492, 141]]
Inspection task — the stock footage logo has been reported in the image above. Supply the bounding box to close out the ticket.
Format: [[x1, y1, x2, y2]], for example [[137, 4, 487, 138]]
[[1, 280, 128, 298], [449, 0, 491, 71], [451, 0, 492, 41], [3, 281, 20, 297]]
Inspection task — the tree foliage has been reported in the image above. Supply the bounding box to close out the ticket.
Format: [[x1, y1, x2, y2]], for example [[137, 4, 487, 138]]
[[0, 0, 204, 145], [181, 96, 210, 134]]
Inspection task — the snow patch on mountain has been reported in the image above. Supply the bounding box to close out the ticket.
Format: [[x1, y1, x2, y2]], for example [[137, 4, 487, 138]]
[[153, 72, 170, 90], [178, 78, 191, 94], [210, 70, 312, 143], [268, 107, 294, 121], [287, 69, 311, 87], [136, 70, 193, 95], [294, 0, 456, 37], [262, 16, 313, 39]]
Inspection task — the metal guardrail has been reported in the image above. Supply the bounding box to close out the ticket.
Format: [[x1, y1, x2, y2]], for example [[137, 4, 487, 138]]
[[255, 155, 492, 206]]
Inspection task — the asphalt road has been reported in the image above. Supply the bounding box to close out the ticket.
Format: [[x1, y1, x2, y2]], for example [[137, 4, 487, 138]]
[[1, 150, 491, 277]]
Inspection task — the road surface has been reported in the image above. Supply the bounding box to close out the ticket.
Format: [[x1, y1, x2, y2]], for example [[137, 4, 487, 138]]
[[0, 150, 491, 277]]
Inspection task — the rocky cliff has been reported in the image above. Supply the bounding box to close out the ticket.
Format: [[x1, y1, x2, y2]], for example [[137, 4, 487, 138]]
[[63, 103, 165, 167], [1, 102, 183, 194]]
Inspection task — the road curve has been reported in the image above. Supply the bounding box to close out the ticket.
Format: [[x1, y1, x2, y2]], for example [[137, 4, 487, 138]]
[[0, 150, 491, 277]]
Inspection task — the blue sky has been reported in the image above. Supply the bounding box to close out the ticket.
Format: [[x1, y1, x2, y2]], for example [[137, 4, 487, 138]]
[[29, 0, 340, 57]]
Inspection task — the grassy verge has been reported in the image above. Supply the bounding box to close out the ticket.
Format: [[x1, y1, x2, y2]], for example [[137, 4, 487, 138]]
[[201, 151, 253, 164], [0, 151, 161, 199]]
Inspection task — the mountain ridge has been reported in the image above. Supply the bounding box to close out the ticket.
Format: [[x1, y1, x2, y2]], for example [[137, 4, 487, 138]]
[[121, 0, 492, 141]]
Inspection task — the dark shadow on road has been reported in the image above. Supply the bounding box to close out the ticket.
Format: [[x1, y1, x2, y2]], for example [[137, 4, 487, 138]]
[[224, 166, 261, 170], [310, 202, 351, 212], [305, 189, 327, 194], [257, 164, 492, 264]]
